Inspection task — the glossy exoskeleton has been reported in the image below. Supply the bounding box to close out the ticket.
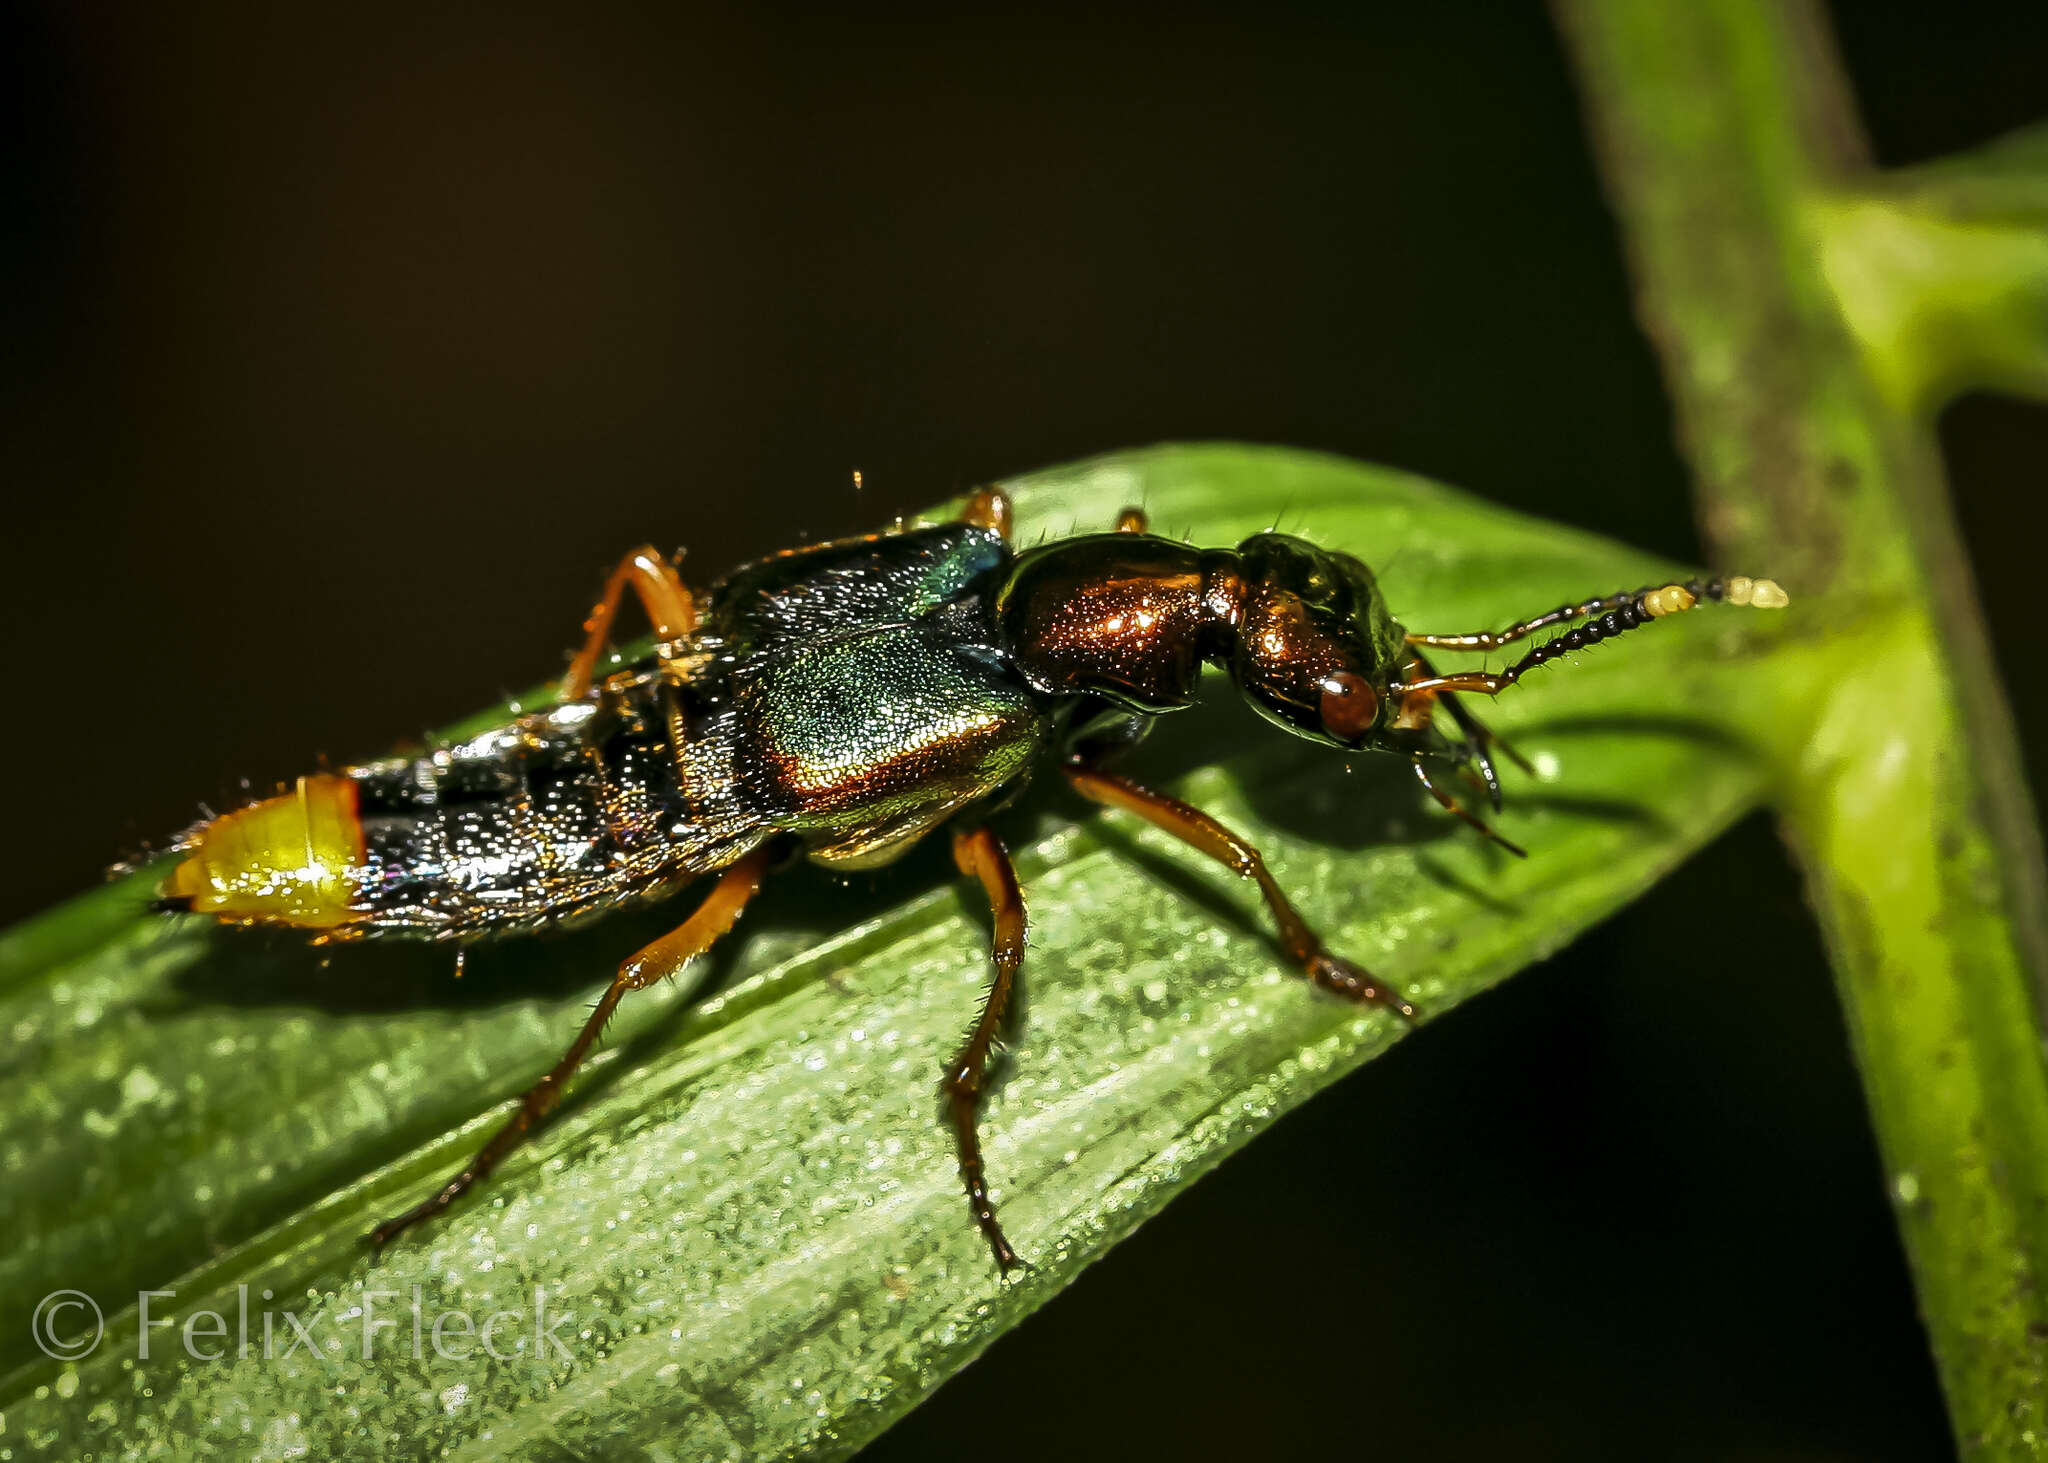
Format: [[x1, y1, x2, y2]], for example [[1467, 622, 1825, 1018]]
[[158, 490, 1785, 1268]]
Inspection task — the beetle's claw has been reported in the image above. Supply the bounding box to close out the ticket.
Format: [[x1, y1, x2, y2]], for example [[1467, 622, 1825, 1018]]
[[1307, 952, 1418, 1023]]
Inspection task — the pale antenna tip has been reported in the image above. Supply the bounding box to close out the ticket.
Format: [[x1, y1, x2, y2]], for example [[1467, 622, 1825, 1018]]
[[1749, 578, 1789, 609]]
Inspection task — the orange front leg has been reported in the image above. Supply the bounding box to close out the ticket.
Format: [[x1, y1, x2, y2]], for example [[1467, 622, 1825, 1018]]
[[1064, 765, 1416, 1019]]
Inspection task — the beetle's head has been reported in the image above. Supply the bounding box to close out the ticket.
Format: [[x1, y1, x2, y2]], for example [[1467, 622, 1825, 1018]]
[[1223, 533, 1410, 751]]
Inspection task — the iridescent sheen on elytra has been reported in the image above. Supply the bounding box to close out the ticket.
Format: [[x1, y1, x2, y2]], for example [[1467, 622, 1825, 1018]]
[[167, 523, 1054, 936]]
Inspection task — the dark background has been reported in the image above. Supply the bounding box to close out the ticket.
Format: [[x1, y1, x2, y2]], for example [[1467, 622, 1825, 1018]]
[[4, 4, 2043, 1458]]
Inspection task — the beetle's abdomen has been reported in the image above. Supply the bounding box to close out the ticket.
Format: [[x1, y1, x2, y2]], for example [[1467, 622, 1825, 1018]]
[[161, 681, 766, 940], [163, 774, 368, 930]]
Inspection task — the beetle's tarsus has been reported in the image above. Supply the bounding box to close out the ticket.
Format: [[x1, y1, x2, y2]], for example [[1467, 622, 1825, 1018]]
[[1308, 951, 1419, 1022]]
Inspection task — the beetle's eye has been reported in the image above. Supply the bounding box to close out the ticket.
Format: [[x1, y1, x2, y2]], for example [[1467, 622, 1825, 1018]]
[[1318, 671, 1379, 741]]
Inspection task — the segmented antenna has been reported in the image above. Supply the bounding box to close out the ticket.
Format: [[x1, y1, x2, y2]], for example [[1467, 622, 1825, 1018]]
[[1396, 576, 1788, 698]]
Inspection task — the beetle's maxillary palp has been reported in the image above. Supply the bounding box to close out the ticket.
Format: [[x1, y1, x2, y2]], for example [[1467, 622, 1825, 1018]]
[[1453, 753, 1499, 808], [1401, 649, 1521, 811], [1411, 758, 1526, 858]]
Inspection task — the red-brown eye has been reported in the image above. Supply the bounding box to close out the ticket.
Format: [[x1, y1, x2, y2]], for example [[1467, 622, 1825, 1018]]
[[1319, 671, 1379, 740]]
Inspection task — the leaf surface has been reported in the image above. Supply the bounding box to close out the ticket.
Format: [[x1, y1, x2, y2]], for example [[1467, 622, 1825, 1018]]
[[0, 445, 1796, 1461]]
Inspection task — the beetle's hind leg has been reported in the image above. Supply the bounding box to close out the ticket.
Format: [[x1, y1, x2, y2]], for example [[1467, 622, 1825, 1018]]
[[367, 845, 772, 1250], [561, 546, 700, 701], [1064, 764, 1416, 1020], [960, 487, 1013, 542], [944, 825, 1028, 1272]]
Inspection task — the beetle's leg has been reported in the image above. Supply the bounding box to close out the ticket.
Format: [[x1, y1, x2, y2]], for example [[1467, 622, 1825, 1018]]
[[1114, 506, 1148, 533], [1404, 651, 1534, 806], [1409, 758, 1526, 858], [944, 825, 1028, 1272], [1065, 705, 1154, 770], [1064, 765, 1416, 1020], [961, 487, 1013, 542], [367, 845, 772, 1249], [562, 546, 699, 701]]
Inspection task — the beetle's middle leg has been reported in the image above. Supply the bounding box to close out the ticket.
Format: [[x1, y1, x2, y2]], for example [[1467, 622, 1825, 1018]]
[[1064, 765, 1416, 1020], [959, 489, 1146, 542], [368, 844, 773, 1249], [562, 546, 700, 700], [945, 824, 1028, 1272]]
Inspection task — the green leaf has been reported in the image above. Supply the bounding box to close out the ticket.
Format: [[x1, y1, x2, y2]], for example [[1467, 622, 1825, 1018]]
[[0, 444, 1800, 1461]]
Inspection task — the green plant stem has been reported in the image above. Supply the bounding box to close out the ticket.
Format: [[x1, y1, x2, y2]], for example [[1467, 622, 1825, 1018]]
[[1821, 120, 2048, 410], [1557, 1, 2048, 1452]]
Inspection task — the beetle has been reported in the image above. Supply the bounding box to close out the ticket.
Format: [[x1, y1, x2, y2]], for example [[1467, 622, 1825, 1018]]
[[156, 488, 1785, 1269]]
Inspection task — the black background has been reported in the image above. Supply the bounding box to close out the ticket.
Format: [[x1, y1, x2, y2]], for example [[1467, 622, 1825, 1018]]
[[3, 4, 2044, 1458]]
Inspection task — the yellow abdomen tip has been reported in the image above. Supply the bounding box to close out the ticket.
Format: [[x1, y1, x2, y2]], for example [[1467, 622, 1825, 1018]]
[[164, 774, 367, 929]]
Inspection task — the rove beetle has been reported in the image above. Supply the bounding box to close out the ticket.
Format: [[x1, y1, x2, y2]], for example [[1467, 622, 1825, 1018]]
[[156, 489, 1785, 1269]]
